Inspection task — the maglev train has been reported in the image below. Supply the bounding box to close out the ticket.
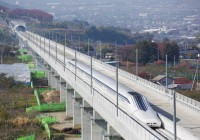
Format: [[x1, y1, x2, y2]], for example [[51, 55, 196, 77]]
[[68, 60, 161, 127]]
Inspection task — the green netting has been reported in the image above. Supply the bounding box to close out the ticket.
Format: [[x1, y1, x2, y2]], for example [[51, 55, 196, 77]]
[[42, 117, 57, 124], [30, 81, 33, 88], [26, 103, 66, 112], [37, 115, 57, 124], [18, 55, 32, 63], [31, 70, 45, 78], [17, 134, 35, 140], [42, 121, 51, 139], [18, 49, 27, 53], [36, 116, 57, 139], [18, 49, 28, 54], [34, 90, 41, 105]]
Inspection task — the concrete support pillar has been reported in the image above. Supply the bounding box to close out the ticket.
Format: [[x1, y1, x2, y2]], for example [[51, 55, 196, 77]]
[[66, 84, 73, 117], [59, 78, 66, 103], [72, 91, 82, 128], [91, 120, 103, 140], [81, 100, 93, 140], [50, 70, 59, 89], [50, 71, 56, 88], [19, 38, 23, 48], [40, 60, 46, 70], [45, 66, 49, 78], [106, 124, 124, 140], [54, 74, 60, 90], [91, 110, 107, 140], [35, 58, 38, 69], [47, 70, 53, 87], [34, 56, 45, 70]]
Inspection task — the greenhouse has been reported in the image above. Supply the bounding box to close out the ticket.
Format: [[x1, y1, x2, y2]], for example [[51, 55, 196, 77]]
[[0, 63, 31, 84]]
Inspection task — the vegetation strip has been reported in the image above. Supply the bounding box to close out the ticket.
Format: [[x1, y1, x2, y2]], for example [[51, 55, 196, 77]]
[[37, 116, 57, 139], [17, 134, 35, 140]]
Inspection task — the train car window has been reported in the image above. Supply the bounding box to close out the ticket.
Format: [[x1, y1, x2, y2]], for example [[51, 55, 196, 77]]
[[128, 92, 148, 111]]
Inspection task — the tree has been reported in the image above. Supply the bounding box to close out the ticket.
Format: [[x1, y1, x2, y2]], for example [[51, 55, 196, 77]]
[[136, 41, 158, 65], [118, 46, 135, 61], [101, 45, 113, 58], [0, 74, 15, 90], [163, 41, 179, 62], [82, 44, 94, 54], [3, 46, 11, 57], [9, 8, 53, 23], [85, 26, 134, 44]]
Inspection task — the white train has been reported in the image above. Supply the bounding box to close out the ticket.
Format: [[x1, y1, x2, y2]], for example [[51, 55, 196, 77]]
[[69, 60, 161, 127]]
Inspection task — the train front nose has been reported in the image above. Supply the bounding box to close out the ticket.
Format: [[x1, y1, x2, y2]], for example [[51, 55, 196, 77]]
[[134, 110, 161, 127]]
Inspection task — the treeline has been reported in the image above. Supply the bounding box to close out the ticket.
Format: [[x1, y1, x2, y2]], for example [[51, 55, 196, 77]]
[[0, 5, 53, 23], [0, 26, 14, 43], [85, 26, 133, 44], [10, 9, 53, 23], [85, 26, 154, 44], [34, 21, 154, 45], [117, 40, 179, 64], [38, 20, 90, 30]]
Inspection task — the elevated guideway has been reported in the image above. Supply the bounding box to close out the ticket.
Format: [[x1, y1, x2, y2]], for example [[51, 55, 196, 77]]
[[17, 30, 200, 140]]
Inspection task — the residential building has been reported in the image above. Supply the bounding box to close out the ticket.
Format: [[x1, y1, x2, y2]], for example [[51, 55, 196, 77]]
[[151, 75, 173, 86]]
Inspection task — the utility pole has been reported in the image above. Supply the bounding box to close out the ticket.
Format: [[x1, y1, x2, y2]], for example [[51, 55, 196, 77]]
[[115, 42, 119, 116], [56, 33, 57, 62], [79, 36, 80, 48], [173, 90, 177, 140], [40, 32, 41, 51], [126, 59, 129, 72], [49, 30, 50, 58], [174, 55, 176, 66], [198, 58, 199, 91], [192, 54, 200, 91], [1, 49, 3, 64], [165, 55, 168, 91], [71, 35, 73, 44], [44, 31, 45, 53], [91, 56, 93, 95], [75, 50, 77, 81], [88, 39, 90, 56], [64, 34, 66, 71], [136, 49, 138, 77], [51, 30, 54, 42], [100, 41, 102, 61]]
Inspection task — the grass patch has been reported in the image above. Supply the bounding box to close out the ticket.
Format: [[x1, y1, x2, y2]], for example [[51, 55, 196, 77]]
[[177, 90, 200, 102], [0, 84, 47, 139]]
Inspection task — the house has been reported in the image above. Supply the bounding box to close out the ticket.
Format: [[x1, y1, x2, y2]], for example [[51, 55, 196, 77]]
[[179, 49, 198, 59], [171, 77, 193, 90], [151, 75, 173, 86]]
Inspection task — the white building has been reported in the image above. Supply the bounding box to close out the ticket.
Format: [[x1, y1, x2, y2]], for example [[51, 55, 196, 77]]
[[0, 63, 31, 84]]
